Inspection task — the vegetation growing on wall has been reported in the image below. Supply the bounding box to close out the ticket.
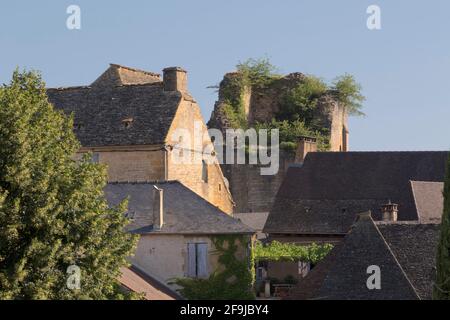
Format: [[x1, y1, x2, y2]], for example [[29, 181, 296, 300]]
[[218, 58, 365, 153], [172, 235, 255, 300], [254, 241, 333, 263], [434, 154, 450, 300]]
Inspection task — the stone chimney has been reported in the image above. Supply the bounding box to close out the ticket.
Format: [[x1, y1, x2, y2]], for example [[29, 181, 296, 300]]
[[152, 185, 164, 230], [163, 67, 187, 93], [295, 136, 317, 162], [381, 200, 398, 222]]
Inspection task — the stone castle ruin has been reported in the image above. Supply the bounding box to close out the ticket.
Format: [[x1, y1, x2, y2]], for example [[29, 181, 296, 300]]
[[208, 71, 349, 213]]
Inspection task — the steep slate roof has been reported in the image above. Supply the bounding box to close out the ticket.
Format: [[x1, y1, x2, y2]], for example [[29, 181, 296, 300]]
[[410, 181, 444, 223], [104, 181, 254, 235], [47, 64, 182, 147], [264, 151, 448, 235], [376, 222, 440, 300], [290, 214, 440, 300], [292, 213, 425, 300]]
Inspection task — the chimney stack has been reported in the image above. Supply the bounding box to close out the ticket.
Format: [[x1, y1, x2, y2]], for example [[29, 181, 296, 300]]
[[295, 136, 317, 162], [152, 185, 164, 230], [163, 67, 188, 93], [381, 200, 398, 222]]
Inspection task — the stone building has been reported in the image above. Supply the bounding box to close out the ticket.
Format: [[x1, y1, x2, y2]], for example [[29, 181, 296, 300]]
[[105, 181, 254, 290], [208, 72, 349, 213], [47, 64, 233, 214], [263, 151, 447, 282]]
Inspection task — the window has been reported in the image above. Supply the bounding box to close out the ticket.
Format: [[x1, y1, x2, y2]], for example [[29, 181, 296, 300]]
[[201, 160, 208, 183], [218, 183, 222, 191], [187, 243, 208, 278]]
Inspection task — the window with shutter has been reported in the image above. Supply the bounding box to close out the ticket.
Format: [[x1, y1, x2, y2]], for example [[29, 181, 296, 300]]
[[196, 243, 208, 278], [187, 243, 209, 278], [187, 243, 197, 277]]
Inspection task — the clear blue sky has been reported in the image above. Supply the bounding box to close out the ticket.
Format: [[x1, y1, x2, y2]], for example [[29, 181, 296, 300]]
[[1, 0, 449, 151]]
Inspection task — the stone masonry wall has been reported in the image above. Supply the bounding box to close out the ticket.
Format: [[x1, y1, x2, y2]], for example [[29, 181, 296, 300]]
[[208, 72, 349, 213]]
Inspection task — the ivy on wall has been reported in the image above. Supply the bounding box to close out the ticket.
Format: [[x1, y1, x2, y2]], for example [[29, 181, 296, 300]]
[[172, 235, 255, 300]]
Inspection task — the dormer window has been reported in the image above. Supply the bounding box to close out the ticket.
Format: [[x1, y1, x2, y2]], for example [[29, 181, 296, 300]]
[[122, 118, 133, 128]]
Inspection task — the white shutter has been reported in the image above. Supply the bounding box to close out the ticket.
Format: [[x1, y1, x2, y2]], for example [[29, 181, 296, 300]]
[[196, 243, 208, 278], [187, 243, 197, 277]]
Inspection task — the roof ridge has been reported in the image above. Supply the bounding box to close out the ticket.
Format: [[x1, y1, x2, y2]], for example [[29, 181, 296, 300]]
[[47, 86, 91, 91], [371, 215, 421, 299], [110, 63, 161, 77], [108, 180, 179, 185], [410, 180, 444, 184]]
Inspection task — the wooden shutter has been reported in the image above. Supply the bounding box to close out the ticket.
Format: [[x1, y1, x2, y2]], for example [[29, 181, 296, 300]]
[[196, 243, 208, 278], [187, 243, 197, 277]]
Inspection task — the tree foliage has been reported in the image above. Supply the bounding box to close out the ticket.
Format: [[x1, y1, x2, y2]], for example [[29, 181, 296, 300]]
[[277, 75, 328, 123], [236, 58, 280, 88], [220, 58, 365, 154], [0, 70, 138, 299], [332, 74, 366, 116], [434, 154, 450, 300]]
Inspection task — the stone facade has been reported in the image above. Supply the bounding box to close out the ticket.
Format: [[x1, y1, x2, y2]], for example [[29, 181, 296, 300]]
[[208, 72, 349, 213], [131, 234, 252, 289], [50, 64, 234, 214]]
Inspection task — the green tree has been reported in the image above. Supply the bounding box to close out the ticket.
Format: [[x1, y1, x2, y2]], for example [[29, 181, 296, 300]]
[[236, 57, 279, 88], [434, 154, 450, 299], [332, 74, 366, 116], [0, 70, 138, 299], [277, 75, 328, 124]]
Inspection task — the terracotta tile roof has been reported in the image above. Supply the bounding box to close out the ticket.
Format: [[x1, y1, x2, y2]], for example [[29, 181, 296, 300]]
[[104, 181, 254, 235], [119, 265, 180, 300], [264, 151, 448, 235], [47, 65, 181, 147]]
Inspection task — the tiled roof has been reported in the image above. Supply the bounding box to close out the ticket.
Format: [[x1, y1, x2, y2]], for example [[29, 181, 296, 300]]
[[376, 222, 440, 300], [47, 65, 182, 147], [234, 212, 269, 239], [234, 212, 269, 232], [119, 265, 181, 300], [290, 213, 440, 300], [104, 181, 254, 235], [410, 181, 444, 223], [264, 151, 448, 234]]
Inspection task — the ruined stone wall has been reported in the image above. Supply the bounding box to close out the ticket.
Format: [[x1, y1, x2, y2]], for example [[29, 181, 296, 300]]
[[222, 150, 295, 213], [208, 72, 349, 213]]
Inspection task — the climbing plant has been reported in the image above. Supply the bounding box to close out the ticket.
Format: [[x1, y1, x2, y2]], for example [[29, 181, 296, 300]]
[[172, 235, 255, 300], [254, 241, 333, 264]]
